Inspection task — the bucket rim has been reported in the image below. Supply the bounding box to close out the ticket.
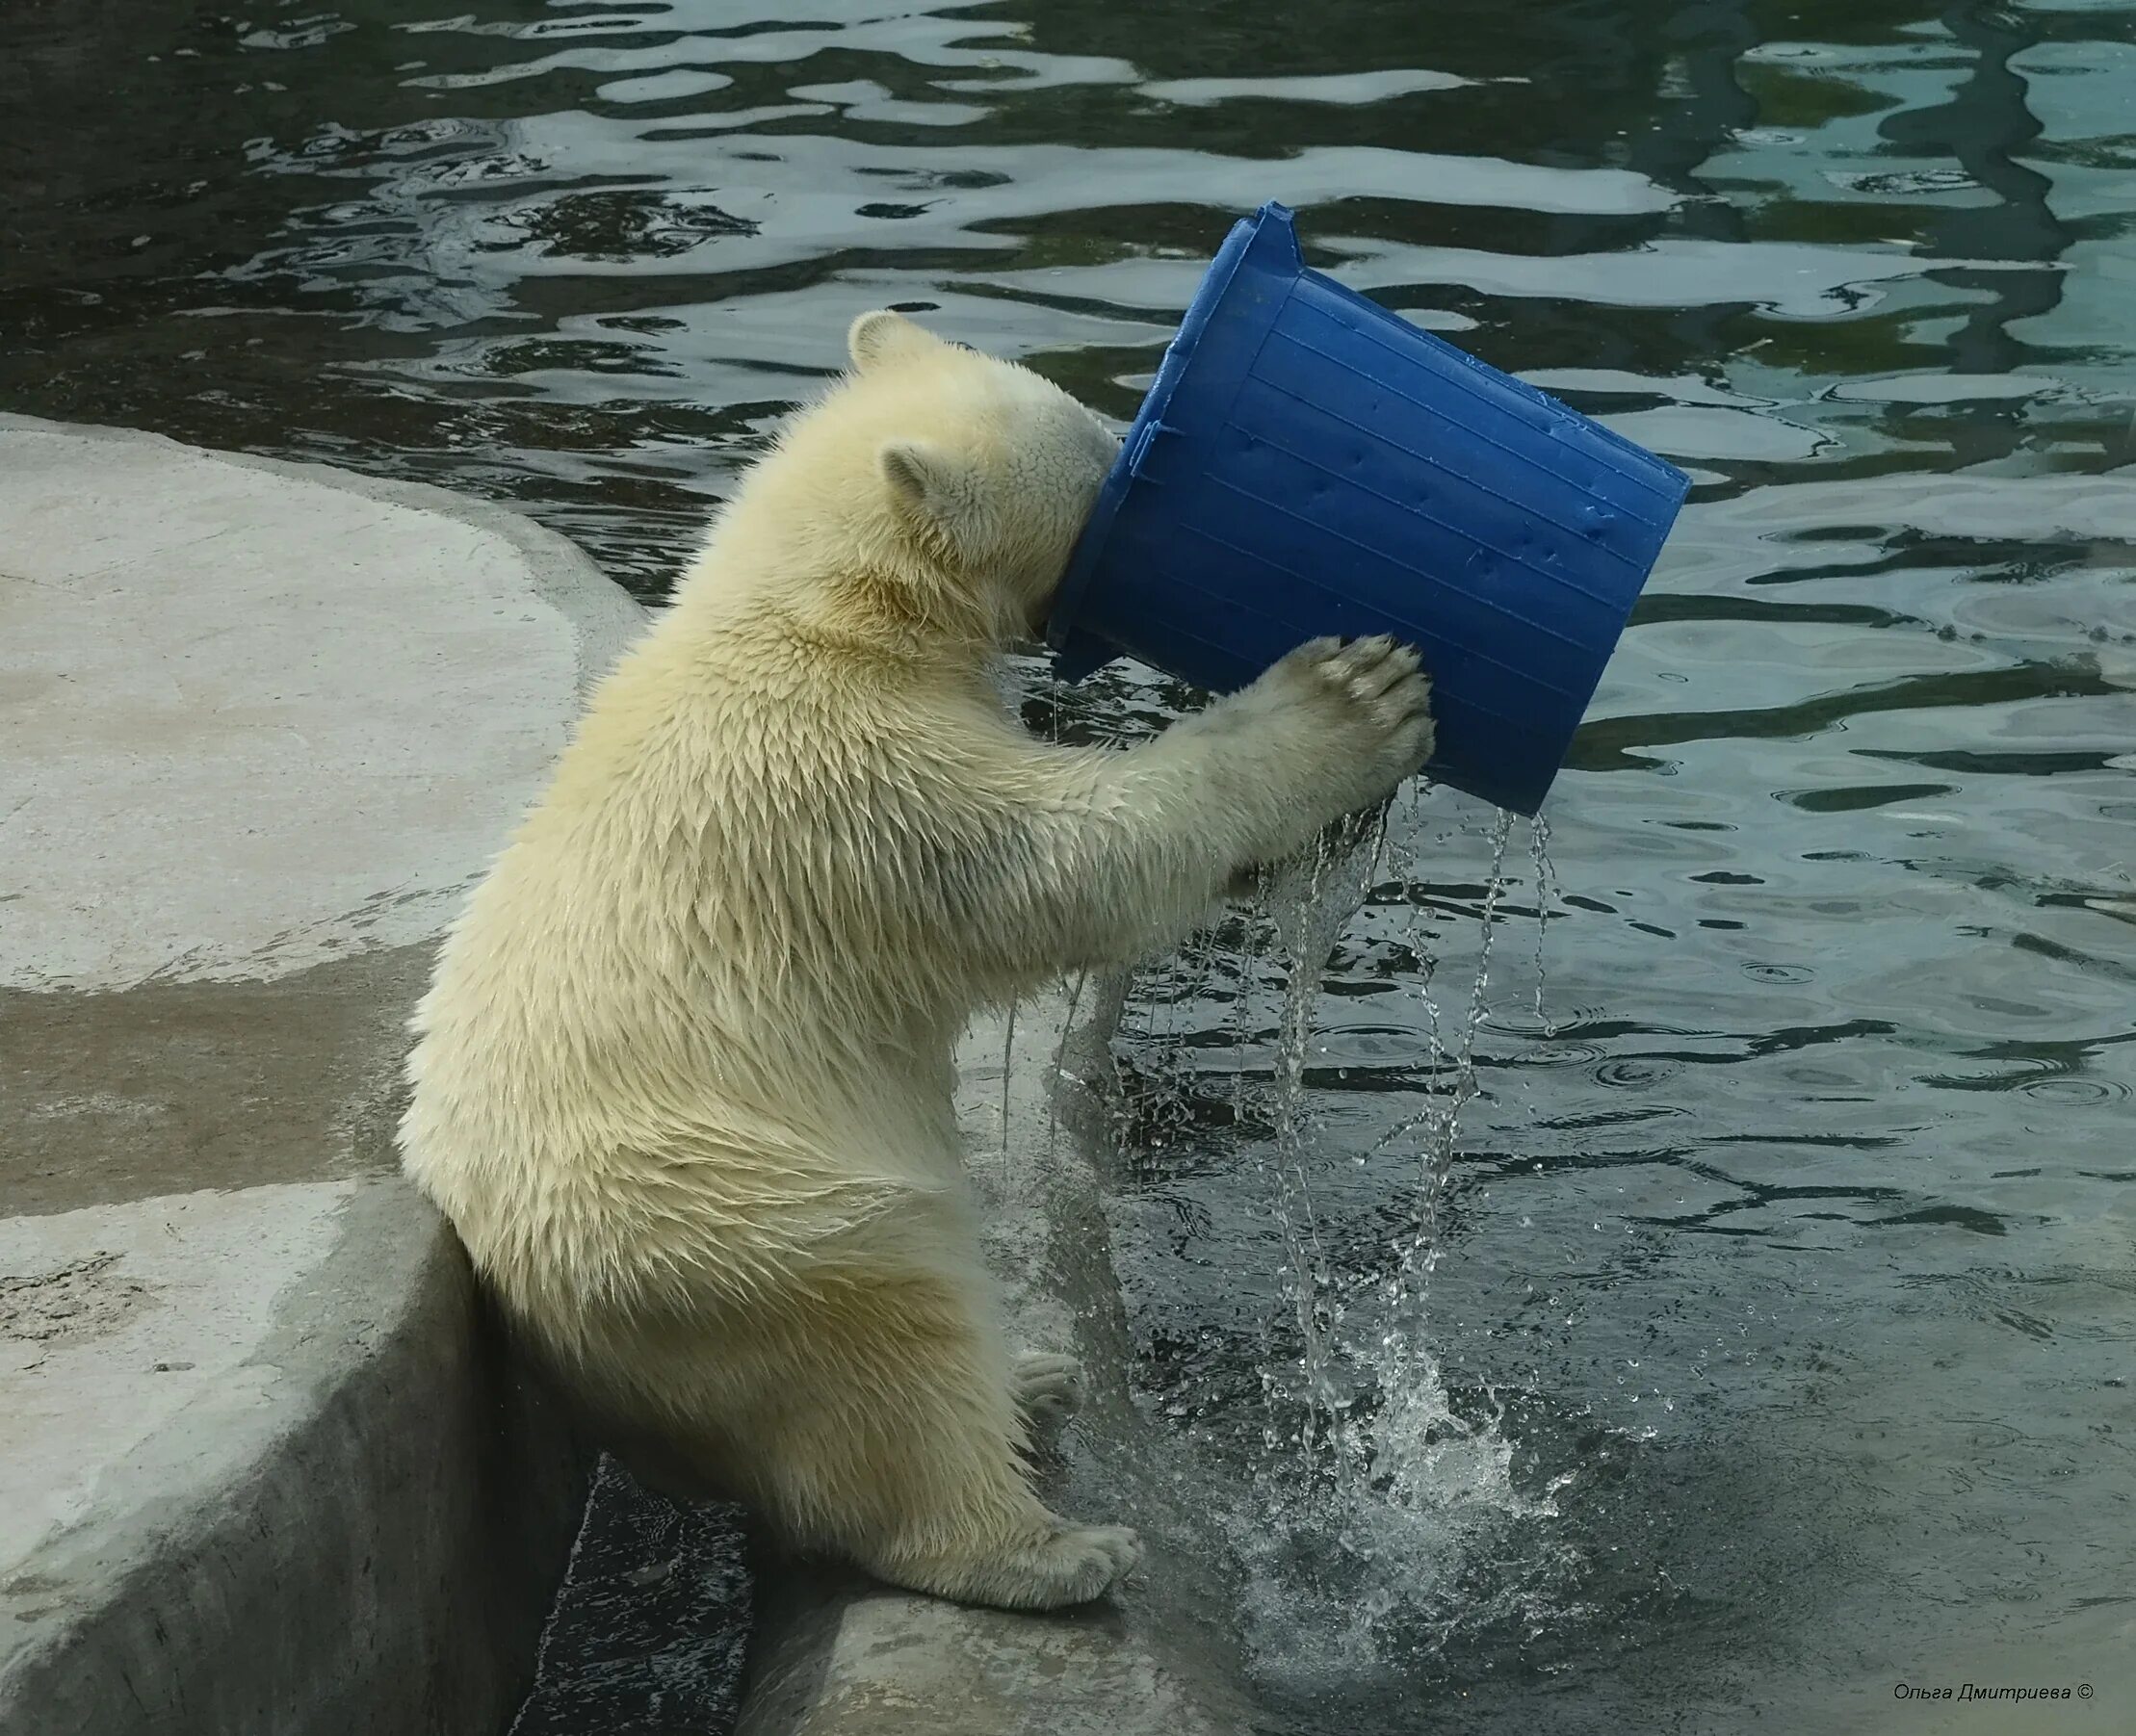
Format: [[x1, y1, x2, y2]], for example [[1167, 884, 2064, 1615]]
[[1044, 201, 1299, 668]]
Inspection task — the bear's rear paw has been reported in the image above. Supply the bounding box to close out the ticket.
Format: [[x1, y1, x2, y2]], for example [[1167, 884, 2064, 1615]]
[[1020, 1522, 1140, 1608], [1012, 1350, 1084, 1438], [892, 1521, 1141, 1611]]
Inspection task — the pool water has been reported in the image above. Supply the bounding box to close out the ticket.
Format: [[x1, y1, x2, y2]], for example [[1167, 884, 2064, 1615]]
[[6, 1, 2132, 1729]]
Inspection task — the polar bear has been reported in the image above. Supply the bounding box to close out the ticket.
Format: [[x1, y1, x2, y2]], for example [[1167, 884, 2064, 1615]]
[[398, 310, 1433, 1612]]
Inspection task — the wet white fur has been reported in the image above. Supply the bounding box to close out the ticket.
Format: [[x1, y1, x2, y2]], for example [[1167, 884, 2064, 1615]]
[[398, 311, 1433, 1610]]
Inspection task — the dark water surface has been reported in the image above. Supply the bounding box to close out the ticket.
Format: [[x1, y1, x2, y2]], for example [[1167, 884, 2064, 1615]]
[[7, 1, 2133, 1730]]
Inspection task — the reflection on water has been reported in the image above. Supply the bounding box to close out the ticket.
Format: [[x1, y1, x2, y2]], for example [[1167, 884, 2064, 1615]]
[[6, 0, 2132, 1729]]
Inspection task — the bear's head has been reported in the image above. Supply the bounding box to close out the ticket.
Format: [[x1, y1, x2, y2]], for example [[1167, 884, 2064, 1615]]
[[832, 310, 1120, 647]]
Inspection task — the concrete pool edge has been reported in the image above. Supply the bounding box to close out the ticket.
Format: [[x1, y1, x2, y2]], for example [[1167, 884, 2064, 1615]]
[[733, 980, 1255, 1736], [0, 1182, 589, 1734], [1, 418, 635, 1733]]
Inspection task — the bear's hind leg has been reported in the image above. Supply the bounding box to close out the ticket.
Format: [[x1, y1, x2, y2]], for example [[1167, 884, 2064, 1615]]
[[754, 1272, 1136, 1612]]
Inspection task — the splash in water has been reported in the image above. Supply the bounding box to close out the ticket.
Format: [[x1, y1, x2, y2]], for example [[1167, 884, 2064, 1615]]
[[1221, 797, 1578, 1684]]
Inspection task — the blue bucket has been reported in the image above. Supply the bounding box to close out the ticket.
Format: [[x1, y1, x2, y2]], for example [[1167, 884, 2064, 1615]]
[[1046, 202, 1691, 816]]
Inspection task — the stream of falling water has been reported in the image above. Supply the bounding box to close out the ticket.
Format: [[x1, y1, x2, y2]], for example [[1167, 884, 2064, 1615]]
[[1218, 799, 1580, 1676], [1260, 820, 1389, 1502], [1029, 656, 1584, 1673]]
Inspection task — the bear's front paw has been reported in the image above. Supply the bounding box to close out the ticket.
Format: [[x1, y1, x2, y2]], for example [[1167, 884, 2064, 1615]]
[[1240, 635, 1434, 819]]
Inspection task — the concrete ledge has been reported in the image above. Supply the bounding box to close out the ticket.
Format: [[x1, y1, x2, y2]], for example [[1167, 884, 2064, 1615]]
[[0, 1182, 585, 1735], [1, 418, 637, 1733], [0, 413, 643, 998]]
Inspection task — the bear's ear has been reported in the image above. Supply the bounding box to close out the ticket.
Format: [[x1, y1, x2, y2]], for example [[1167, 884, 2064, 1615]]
[[848, 310, 951, 375], [879, 439, 983, 549], [879, 438, 957, 513]]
